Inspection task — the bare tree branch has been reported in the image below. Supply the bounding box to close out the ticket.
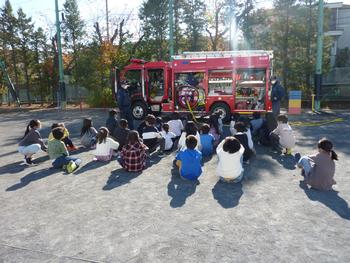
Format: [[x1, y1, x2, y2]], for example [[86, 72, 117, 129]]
[[129, 34, 145, 61], [93, 22, 103, 44]]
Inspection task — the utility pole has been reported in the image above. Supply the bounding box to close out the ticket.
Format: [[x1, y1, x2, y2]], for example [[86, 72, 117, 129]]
[[105, 0, 110, 41], [169, 0, 174, 60], [315, 0, 324, 111], [55, 0, 66, 109]]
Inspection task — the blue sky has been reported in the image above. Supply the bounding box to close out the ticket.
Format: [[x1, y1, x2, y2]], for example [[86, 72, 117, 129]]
[[8, 0, 350, 38], [9, 0, 141, 37]]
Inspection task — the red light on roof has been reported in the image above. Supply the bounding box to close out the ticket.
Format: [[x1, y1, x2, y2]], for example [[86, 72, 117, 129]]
[[130, 59, 146, 64]]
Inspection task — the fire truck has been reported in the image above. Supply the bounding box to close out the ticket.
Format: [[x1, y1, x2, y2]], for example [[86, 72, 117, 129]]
[[114, 50, 274, 122]]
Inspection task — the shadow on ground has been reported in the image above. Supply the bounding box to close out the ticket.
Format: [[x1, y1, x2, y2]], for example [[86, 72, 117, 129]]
[[6, 167, 61, 191], [0, 150, 18, 158], [167, 168, 199, 208], [212, 180, 243, 208], [103, 168, 142, 191], [270, 152, 296, 170], [73, 160, 109, 175], [299, 181, 350, 220]]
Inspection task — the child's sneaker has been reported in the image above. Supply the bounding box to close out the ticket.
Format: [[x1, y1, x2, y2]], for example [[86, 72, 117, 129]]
[[284, 148, 292, 155], [294, 152, 301, 163], [66, 161, 78, 173], [67, 145, 78, 151], [157, 150, 166, 157], [24, 157, 34, 166]]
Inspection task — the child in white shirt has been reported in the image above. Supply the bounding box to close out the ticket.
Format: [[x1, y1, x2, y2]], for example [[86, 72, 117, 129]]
[[229, 113, 241, 135], [270, 114, 295, 155], [93, 127, 119, 161], [217, 137, 245, 183], [178, 121, 201, 151], [167, 112, 184, 139], [160, 123, 176, 151]]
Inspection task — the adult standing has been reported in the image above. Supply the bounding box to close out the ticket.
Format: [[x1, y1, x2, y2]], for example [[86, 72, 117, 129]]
[[271, 76, 285, 116], [117, 84, 134, 130]]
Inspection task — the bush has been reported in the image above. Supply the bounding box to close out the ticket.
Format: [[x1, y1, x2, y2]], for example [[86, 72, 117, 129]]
[[87, 88, 116, 108]]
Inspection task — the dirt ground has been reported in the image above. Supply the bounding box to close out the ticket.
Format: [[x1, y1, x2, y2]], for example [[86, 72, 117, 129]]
[[0, 108, 349, 263]]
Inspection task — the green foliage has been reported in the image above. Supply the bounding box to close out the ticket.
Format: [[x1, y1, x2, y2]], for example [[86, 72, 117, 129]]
[[139, 0, 169, 60], [182, 0, 206, 51], [87, 87, 116, 108], [241, 1, 332, 95]]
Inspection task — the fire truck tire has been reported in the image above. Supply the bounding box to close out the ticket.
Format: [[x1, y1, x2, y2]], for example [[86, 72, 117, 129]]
[[210, 102, 231, 123], [131, 101, 148, 120]]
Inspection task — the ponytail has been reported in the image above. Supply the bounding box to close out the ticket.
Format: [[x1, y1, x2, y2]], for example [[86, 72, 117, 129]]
[[318, 138, 338, 161], [331, 150, 338, 161], [24, 125, 31, 137], [23, 120, 40, 138]]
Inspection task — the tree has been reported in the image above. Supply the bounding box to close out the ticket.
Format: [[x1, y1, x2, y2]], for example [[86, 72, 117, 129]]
[[182, 0, 206, 51], [174, 0, 184, 54], [206, 0, 254, 51], [139, 0, 169, 60], [63, 0, 85, 98], [17, 8, 34, 102], [31, 27, 51, 104], [0, 0, 20, 91], [272, 0, 297, 89]]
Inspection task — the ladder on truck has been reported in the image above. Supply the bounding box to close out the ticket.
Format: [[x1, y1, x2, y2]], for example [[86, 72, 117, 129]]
[[172, 50, 273, 60]]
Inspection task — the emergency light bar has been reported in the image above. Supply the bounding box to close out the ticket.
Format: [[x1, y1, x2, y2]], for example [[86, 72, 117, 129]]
[[172, 50, 273, 60]]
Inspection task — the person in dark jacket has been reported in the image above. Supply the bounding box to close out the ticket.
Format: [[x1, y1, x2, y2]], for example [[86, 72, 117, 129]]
[[114, 119, 130, 150], [117, 85, 134, 130], [271, 76, 285, 116], [106, 109, 118, 138]]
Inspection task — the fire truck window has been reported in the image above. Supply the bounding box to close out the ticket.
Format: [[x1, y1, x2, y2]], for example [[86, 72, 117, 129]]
[[124, 70, 142, 93], [148, 69, 164, 99], [235, 69, 266, 110], [208, 70, 233, 96]]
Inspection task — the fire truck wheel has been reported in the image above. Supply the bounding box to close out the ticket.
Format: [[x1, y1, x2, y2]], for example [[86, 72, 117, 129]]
[[210, 102, 230, 123], [132, 101, 148, 120]]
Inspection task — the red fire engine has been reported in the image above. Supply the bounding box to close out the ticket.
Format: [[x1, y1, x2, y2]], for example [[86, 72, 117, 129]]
[[114, 50, 273, 121]]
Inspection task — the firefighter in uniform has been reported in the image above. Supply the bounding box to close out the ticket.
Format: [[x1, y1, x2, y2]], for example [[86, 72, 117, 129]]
[[117, 84, 134, 130]]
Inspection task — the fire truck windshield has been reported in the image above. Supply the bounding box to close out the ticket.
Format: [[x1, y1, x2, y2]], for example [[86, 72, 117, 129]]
[[124, 70, 142, 94]]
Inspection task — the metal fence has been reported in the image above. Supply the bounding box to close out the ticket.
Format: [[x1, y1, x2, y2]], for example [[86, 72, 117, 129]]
[[0, 84, 90, 104]]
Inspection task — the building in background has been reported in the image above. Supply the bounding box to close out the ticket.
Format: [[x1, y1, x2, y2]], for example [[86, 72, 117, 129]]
[[323, 2, 350, 101]]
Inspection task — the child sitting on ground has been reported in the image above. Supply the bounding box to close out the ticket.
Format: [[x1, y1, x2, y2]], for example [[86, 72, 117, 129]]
[[93, 127, 119, 161], [175, 135, 202, 181], [217, 137, 245, 183], [106, 109, 118, 138], [167, 112, 184, 140], [80, 118, 98, 148], [119, 130, 148, 172], [208, 112, 222, 146], [141, 114, 166, 156], [18, 119, 47, 165], [178, 121, 201, 151], [269, 114, 295, 155], [48, 127, 81, 173], [295, 138, 338, 191], [229, 112, 241, 135], [114, 119, 130, 150], [49, 123, 77, 151], [250, 112, 264, 138], [234, 122, 254, 163], [200, 124, 215, 157], [160, 123, 176, 151]]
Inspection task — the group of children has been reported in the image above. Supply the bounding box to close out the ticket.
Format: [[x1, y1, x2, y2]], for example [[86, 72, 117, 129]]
[[17, 109, 338, 191]]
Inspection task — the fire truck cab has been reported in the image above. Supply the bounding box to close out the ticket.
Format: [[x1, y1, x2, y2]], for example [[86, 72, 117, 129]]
[[114, 50, 273, 122]]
